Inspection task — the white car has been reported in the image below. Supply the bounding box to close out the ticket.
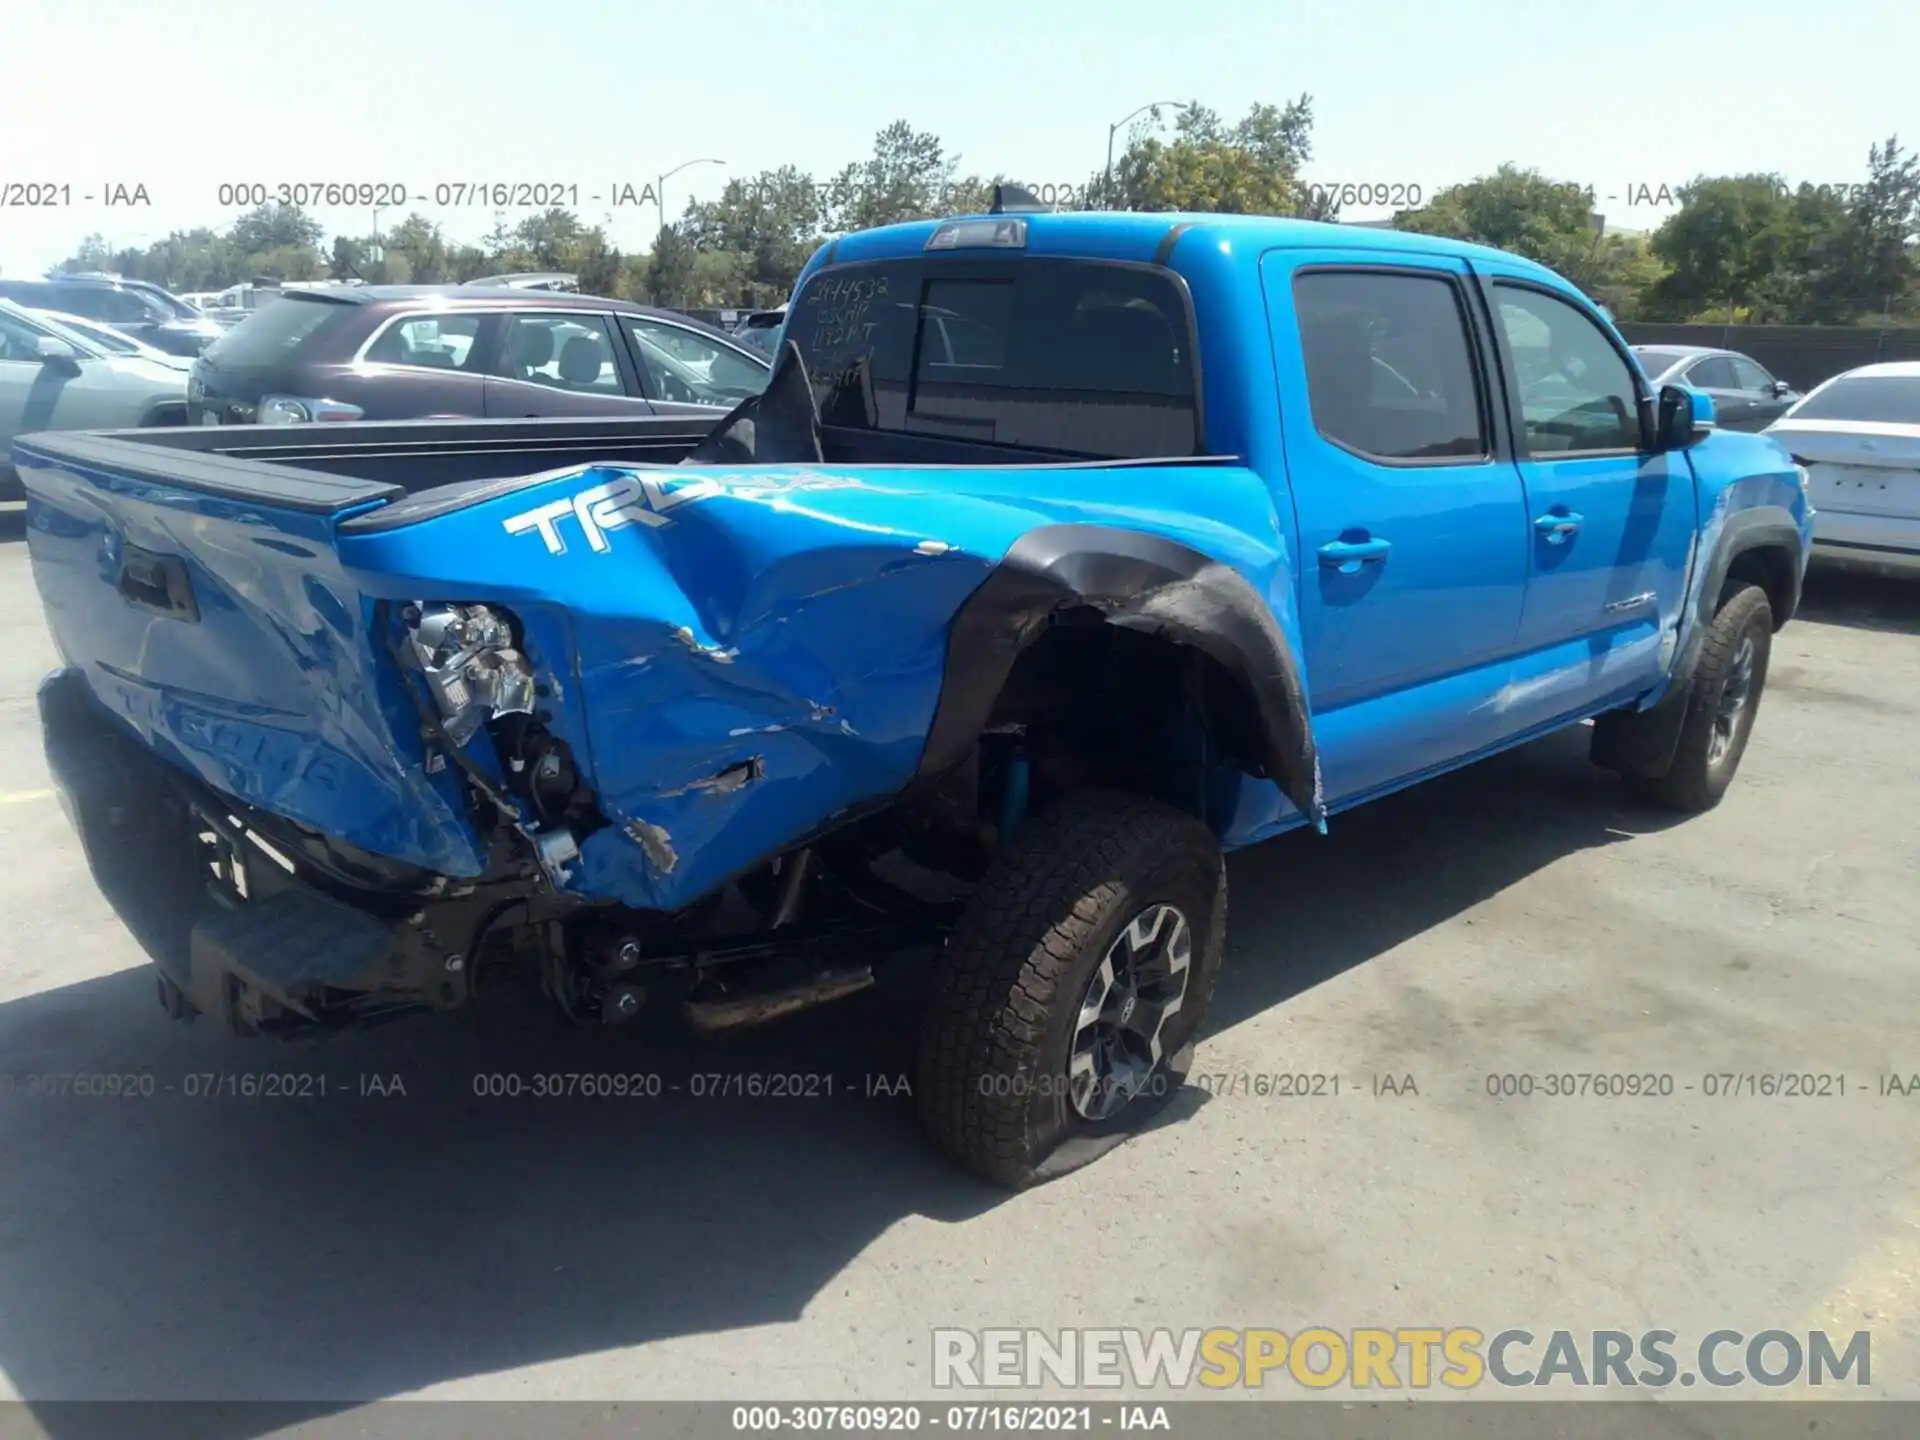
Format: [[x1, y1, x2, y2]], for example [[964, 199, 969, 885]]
[[0, 301, 188, 502], [1765, 361, 1920, 576], [29, 310, 196, 372]]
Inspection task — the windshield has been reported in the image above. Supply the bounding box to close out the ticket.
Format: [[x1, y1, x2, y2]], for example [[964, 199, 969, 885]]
[[33, 312, 137, 355], [784, 258, 1201, 458], [132, 285, 200, 320], [1787, 374, 1920, 426], [1, 306, 104, 359]]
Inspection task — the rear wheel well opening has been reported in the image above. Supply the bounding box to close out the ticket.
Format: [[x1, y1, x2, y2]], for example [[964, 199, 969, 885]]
[[141, 403, 188, 428], [973, 619, 1266, 837], [1723, 545, 1795, 630]]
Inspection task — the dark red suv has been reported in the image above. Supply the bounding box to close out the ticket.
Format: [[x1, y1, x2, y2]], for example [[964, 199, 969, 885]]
[[185, 287, 770, 427]]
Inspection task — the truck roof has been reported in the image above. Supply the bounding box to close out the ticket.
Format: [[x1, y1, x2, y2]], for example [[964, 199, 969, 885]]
[[816, 210, 1568, 288]]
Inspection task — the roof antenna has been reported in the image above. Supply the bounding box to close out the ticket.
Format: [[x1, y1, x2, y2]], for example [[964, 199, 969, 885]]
[[988, 183, 1050, 215]]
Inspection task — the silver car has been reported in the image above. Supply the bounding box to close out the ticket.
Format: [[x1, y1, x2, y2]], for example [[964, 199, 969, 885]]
[[29, 310, 196, 373], [0, 300, 189, 502], [1766, 361, 1920, 576]]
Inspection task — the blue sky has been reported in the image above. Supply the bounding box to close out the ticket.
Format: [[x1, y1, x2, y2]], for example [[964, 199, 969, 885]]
[[2, 0, 1912, 280]]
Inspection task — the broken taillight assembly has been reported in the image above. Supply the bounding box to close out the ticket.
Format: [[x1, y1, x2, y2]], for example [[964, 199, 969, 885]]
[[403, 603, 536, 746]]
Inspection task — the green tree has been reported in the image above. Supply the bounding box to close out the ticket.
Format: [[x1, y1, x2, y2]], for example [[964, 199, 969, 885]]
[[382, 213, 453, 283], [1092, 98, 1321, 215], [1394, 164, 1663, 307], [227, 203, 324, 256], [683, 165, 826, 303], [1823, 135, 1920, 319], [642, 225, 699, 306], [1644, 174, 1798, 319], [823, 121, 967, 232]]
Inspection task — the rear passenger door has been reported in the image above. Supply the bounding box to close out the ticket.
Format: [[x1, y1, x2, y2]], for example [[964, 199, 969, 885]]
[[1477, 273, 1696, 709], [1261, 252, 1531, 802]]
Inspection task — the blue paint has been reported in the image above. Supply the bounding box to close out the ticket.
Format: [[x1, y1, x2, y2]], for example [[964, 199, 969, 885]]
[[18, 208, 1814, 917], [999, 751, 1030, 851]]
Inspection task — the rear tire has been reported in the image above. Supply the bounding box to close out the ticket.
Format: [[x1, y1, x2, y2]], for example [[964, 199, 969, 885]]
[[1629, 582, 1773, 813], [916, 790, 1225, 1189]]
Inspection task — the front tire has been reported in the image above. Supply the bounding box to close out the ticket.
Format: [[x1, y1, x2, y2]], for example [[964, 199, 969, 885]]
[[916, 790, 1226, 1189], [1630, 581, 1774, 812]]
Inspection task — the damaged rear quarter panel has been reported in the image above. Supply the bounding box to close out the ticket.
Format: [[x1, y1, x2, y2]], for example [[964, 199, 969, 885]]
[[335, 460, 1291, 910]]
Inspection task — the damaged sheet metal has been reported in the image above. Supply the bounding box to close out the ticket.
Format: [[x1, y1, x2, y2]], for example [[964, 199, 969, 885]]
[[311, 342, 1321, 910]]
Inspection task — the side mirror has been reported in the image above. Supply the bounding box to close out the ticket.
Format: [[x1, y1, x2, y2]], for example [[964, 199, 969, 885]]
[[1655, 383, 1714, 451], [35, 336, 82, 375], [1770, 379, 1795, 398]]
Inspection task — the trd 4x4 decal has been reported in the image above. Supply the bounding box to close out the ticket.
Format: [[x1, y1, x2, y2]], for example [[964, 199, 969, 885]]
[[501, 468, 876, 556], [502, 472, 720, 555]]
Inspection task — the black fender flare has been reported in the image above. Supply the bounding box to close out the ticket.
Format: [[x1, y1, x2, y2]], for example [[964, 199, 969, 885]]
[[1593, 505, 1805, 775], [915, 524, 1321, 823]]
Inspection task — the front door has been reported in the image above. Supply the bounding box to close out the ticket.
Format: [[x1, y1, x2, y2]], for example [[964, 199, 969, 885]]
[[1260, 251, 1532, 802], [1477, 272, 1698, 713]]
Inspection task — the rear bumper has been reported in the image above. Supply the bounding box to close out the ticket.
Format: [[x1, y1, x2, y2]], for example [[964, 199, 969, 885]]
[[40, 668, 455, 1033], [1812, 509, 1920, 575]]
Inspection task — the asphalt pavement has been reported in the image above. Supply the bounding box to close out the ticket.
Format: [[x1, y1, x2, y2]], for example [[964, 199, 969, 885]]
[[1, 504, 1916, 1417]]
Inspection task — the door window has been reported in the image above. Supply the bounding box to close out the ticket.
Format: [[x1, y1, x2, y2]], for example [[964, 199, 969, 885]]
[[622, 317, 768, 405], [1491, 285, 1641, 454], [1684, 356, 1739, 391], [1292, 269, 1488, 462], [494, 314, 625, 395], [1730, 356, 1776, 392]]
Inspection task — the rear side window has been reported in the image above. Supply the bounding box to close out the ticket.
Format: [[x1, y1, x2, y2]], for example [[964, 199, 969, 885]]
[[1789, 374, 1920, 425], [202, 296, 345, 367], [364, 313, 485, 369], [785, 259, 1200, 458], [1292, 270, 1487, 462], [493, 314, 625, 395]]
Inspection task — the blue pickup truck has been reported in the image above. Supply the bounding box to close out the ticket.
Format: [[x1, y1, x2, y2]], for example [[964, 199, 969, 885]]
[[16, 206, 1812, 1187]]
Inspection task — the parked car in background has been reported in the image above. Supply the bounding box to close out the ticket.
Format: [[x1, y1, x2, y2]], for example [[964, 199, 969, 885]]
[[732, 306, 788, 355], [464, 272, 581, 293], [180, 292, 223, 312], [187, 286, 770, 426], [29, 311, 196, 372], [1633, 346, 1800, 431], [0, 300, 188, 501], [0, 276, 225, 357], [1766, 361, 1920, 575]]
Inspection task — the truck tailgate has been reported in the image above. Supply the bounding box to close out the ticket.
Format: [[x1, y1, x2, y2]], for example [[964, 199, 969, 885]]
[[16, 430, 487, 877]]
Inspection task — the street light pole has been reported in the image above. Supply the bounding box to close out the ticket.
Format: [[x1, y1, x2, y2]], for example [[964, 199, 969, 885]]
[[657, 157, 727, 236], [1104, 100, 1187, 210]]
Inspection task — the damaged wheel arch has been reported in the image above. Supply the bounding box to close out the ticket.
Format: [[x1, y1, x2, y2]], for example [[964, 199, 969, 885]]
[[915, 524, 1321, 824]]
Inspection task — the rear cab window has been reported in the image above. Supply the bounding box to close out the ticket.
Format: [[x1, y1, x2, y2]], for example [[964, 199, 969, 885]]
[[783, 258, 1202, 458], [202, 295, 348, 368]]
